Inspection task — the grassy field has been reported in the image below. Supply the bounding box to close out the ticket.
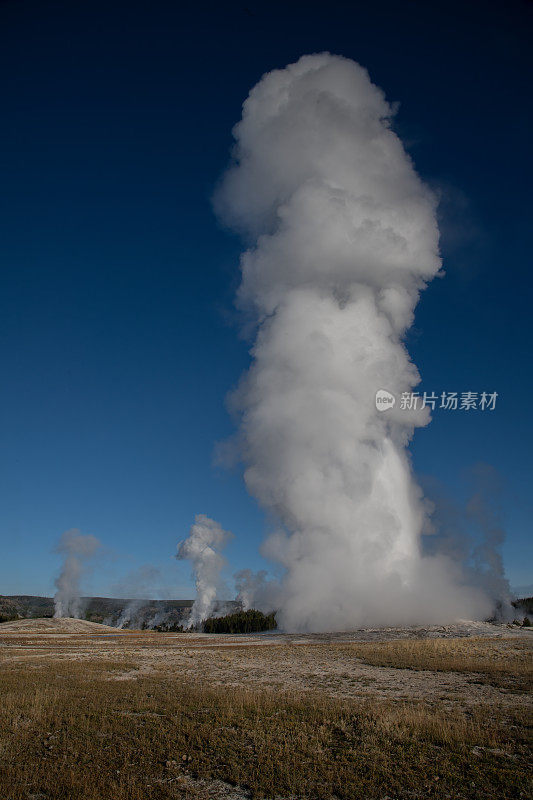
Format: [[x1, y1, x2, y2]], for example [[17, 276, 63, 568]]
[[0, 627, 531, 799], [338, 637, 533, 691]]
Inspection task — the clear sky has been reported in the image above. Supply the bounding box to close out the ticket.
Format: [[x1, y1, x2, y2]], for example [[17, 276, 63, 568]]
[[0, 0, 531, 599]]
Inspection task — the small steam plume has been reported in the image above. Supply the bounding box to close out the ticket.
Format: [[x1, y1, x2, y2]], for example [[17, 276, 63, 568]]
[[422, 465, 514, 620], [467, 465, 513, 620], [176, 514, 232, 628], [113, 565, 162, 629], [53, 528, 100, 618], [213, 53, 495, 631]]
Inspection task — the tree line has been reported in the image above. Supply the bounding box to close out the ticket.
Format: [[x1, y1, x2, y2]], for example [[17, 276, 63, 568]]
[[203, 608, 277, 634]]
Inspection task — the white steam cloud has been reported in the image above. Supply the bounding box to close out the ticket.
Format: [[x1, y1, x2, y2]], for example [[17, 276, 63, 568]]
[[176, 514, 232, 628], [53, 528, 100, 618], [234, 568, 280, 613], [214, 53, 494, 631], [113, 565, 162, 629]]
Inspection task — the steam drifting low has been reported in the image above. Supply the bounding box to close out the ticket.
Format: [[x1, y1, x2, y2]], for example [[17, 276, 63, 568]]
[[54, 528, 100, 618], [204, 53, 497, 632]]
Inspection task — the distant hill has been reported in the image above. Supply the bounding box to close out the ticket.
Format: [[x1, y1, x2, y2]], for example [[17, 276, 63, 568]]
[[0, 595, 53, 621], [5, 594, 530, 628], [0, 595, 194, 627]]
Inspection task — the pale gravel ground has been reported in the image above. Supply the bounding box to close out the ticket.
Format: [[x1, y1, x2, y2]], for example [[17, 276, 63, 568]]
[[0, 617, 119, 633], [1, 618, 531, 713]]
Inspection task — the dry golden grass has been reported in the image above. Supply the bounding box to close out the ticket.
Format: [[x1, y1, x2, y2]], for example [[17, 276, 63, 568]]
[[0, 638, 531, 800], [337, 637, 533, 690]]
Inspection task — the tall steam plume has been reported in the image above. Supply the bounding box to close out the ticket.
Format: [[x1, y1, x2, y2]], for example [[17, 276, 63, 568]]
[[214, 53, 494, 631], [176, 514, 232, 628], [53, 528, 100, 618]]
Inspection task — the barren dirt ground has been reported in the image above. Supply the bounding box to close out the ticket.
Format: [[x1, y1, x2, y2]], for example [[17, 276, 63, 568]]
[[1, 619, 531, 709]]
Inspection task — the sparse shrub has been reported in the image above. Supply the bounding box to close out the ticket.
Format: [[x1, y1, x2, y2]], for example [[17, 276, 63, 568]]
[[522, 616, 531, 627]]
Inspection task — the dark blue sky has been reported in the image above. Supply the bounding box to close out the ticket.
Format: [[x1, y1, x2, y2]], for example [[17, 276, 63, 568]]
[[1, 0, 531, 597]]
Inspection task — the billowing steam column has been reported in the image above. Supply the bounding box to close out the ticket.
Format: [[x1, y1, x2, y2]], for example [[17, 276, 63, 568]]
[[177, 515, 232, 629], [214, 54, 491, 631]]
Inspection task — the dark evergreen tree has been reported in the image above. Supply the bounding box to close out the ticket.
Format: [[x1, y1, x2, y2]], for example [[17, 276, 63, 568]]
[[203, 609, 277, 634]]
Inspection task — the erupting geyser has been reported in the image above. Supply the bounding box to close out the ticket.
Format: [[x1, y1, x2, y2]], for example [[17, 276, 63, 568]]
[[189, 54, 498, 631]]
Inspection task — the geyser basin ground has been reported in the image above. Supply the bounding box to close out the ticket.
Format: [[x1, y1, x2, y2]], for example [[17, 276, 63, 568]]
[[1, 620, 531, 799]]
